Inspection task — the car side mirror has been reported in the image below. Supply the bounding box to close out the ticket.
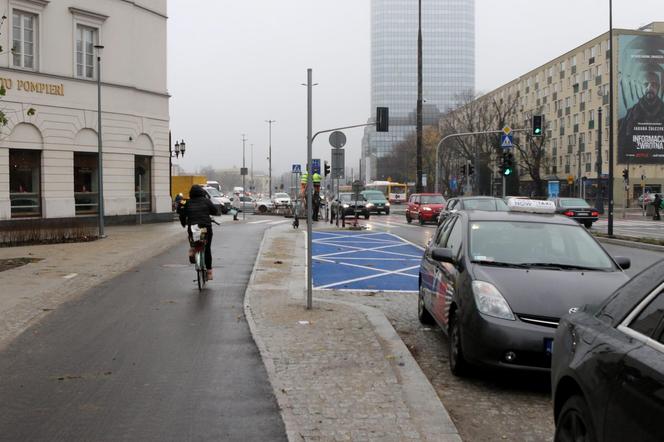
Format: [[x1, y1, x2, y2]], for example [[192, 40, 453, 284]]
[[614, 256, 631, 270], [431, 248, 455, 264]]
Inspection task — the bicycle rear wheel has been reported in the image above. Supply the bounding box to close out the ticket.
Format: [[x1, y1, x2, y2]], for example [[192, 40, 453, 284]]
[[196, 250, 206, 291]]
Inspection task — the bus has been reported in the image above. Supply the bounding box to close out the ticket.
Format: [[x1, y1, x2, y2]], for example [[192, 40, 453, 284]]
[[364, 181, 408, 204]]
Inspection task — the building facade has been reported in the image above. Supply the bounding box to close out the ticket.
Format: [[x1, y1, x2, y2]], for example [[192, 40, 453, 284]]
[[0, 0, 169, 223], [362, 0, 475, 181], [438, 22, 664, 205]]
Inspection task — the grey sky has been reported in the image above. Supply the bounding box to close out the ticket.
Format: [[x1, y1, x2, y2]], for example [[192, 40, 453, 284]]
[[168, 0, 662, 179]]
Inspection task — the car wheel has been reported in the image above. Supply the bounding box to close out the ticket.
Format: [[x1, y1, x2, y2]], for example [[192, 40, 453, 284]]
[[406, 213, 412, 224], [554, 395, 597, 442], [583, 221, 593, 229], [448, 311, 468, 376], [417, 284, 434, 325]]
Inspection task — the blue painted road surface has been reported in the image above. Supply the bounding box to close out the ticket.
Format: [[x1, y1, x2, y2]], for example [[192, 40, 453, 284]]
[[312, 231, 424, 292]]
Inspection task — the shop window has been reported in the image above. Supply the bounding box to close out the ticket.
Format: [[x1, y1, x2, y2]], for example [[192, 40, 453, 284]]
[[135, 155, 151, 213], [74, 152, 98, 215], [9, 149, 41, 217]]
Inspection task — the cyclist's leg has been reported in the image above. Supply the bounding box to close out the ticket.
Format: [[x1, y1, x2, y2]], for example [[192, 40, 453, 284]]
[[205, 226, 213, 279]]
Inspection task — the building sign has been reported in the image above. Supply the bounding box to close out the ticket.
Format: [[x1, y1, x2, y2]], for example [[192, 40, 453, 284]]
[[0, 77, 65, 96], [617, 34, 664, 164]]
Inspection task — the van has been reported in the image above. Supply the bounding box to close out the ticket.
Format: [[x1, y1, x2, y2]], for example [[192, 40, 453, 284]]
[[206, 181, 221, 191]]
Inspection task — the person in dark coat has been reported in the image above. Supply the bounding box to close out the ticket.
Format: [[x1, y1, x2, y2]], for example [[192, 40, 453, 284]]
[[654, 193, 662, 221], [178, 185, 218, 279]]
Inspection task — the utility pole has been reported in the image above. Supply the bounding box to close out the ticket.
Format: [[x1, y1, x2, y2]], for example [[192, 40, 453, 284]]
[[95, 45, 105, 238], [242, 134, 247, 220], [607, 0, 615, 236], [266, 120, 276, 198], [250, 143, 254, 193], [415, 0, 423, 193], [305, 70, 313, 310], [596, 107, 603, 213]]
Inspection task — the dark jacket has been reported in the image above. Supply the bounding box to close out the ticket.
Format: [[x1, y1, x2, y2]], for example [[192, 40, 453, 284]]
[[179, 186, 218, 227], [654, 194, 663, 208]]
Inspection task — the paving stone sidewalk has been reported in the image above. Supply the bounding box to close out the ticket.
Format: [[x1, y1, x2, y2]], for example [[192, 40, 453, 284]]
[[244, 225, 460, 441], [0, 221, 187, 350]]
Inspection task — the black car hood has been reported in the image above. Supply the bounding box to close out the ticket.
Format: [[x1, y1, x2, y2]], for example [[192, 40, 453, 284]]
[[471, 265, 629, 319]]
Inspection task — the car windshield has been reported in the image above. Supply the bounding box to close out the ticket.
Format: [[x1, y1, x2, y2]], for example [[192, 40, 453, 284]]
[[463, 198, 508, 211], [469, 221, 615, 271], [274, 193, 289, 199], [363, 191, 386, 201], [205, 188, 221, 197], [559, 198, 590, 208], [420, 195, 444, 204], [340, 194, 364, 202]]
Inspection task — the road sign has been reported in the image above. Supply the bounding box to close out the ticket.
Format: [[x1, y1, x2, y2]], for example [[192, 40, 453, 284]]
[[502, 126, 511, 135], [331, 148, 345, 179], [548, 180, 560, 198], [240, 167, 248, 176], [329, 131, 346, 148], [500, 134, 514, 148], [292, 164, 301, 174], [312, 158, 321, 174]]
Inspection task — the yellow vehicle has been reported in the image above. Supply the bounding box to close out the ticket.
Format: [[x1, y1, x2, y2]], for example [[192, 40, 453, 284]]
[[364, 181, 408, 204], [171, 175, 207, 201]]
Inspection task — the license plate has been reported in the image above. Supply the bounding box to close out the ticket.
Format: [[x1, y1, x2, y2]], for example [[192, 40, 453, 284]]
[[544, 338, 554, 355], [577, 212, 588, 216]]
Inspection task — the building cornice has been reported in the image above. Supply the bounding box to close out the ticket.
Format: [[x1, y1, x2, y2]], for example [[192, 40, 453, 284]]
[[68, 7, 109, 22], [17, 0, 50, 8], [120, 0, 168, 19]]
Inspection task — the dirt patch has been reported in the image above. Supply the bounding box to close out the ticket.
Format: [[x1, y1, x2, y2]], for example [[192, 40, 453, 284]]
[[0, 257, 43, 273]]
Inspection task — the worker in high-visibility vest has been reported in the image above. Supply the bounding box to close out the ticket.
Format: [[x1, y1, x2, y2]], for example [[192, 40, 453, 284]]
[[300, 170, 309, 197], [312, 172, 322, 192]]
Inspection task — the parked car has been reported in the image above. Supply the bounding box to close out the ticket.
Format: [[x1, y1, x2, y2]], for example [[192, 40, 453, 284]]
[[437, 196, 508, 225], [201, 186, 228, 214], [406, 193, 445, 225], [552, 258, 664, 442], [230, 194, 255, 213], [418, 199, 631, 376], [331, 193, 371, 220], [272, 192, 292, 209], [361, 190, 390, 215], [552, 197, 599, 228]]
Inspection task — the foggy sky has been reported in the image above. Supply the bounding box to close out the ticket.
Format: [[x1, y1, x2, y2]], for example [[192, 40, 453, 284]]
[[168, 0, 662, 179]]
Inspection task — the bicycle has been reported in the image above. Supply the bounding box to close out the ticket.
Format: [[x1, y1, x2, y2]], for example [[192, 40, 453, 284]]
[[189, 220, 219, 291]]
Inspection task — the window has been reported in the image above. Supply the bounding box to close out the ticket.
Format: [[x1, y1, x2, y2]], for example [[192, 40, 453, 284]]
[[135, 156, 152, 213], [76, 25, 97, 79], [12, 10, 36, 69], [74, 153, 99, 215], [629, 291, 664, 338], [9, 149, 41, 217], [444, 217, 463, 257]]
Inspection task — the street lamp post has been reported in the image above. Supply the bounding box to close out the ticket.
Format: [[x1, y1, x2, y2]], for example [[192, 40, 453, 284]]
[[596, 108, 603, 213], [94, 44, 105, 238], [169, 139, 185, 201], [242, 134, 247, 221], [266, 120, 276, 198], [607, 0, 615, 236], [416, 0, 423, 193]]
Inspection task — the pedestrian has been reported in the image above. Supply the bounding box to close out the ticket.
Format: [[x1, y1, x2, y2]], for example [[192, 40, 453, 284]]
[[653, 193, 662, 221], [231, 192, 241, 220]]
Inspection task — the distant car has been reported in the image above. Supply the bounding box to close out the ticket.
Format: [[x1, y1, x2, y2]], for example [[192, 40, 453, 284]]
[[552, 197, 599, 229], [406, 193, 445, 225], [272, 192, 292, 209], [552, 259, 664, 442], [331, 193, 371, 220], [418, 199, 631, 376], [206, 180, 221, 191], [201, 186, 228, 214], [230, 194, 255, 213], [254, 197, 275, 214], [361, 190, 391, 215], [437, 196, 508, 225]]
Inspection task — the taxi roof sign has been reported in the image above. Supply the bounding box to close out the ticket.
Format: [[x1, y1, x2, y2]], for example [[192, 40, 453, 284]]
[[507, 198, 556, 214]]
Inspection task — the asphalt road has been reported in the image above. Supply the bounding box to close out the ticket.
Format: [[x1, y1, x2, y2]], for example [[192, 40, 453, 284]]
[[0, 220, 287, 441]]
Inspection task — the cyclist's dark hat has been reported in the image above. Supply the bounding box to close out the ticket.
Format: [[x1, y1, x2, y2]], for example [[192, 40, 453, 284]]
[[189, 184, 206, 199]]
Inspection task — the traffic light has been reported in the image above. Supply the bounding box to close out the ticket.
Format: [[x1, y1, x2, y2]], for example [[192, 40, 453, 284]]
[[468, 164, 475, 175], [324, 161, 330, 176], [622, 169, 629, 181], [376, 107, 389, 132], [459, 164, 466, 177], [532, 115, 544, 137], [500, 151, 514, 176]]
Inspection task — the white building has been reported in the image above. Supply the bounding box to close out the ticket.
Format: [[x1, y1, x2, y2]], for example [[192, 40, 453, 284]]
[[0, 0, 169, 223]]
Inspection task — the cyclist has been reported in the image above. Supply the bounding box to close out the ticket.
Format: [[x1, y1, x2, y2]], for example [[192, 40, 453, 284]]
[[178, 184, 218, 280]]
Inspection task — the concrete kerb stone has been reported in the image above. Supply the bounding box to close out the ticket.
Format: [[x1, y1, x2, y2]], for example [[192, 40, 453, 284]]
[[243, 223, 461, 441], [597, 236, 664, 253]]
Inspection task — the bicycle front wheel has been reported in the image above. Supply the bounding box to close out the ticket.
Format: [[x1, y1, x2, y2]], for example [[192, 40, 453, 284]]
[[197, 269, 203, 291]]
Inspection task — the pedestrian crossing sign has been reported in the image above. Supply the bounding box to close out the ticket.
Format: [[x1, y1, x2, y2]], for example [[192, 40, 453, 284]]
[[500, 134, 514, 148]]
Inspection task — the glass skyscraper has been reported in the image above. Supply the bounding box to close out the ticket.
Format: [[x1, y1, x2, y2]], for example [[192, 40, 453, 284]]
[[362, 0, 475, 181]]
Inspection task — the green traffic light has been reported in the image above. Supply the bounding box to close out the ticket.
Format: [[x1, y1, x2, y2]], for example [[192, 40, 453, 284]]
[[504, 168, 512, 176], [534, 128, 541, 134]]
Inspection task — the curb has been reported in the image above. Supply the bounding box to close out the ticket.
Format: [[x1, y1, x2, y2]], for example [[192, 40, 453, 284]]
[[597, 236, 664, 252], [243, 225, 461, 441]]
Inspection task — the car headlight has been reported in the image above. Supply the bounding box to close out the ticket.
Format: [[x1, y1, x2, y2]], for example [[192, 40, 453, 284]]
[[366, 203, 374, 208], [472, 281, 515, 321], [385, 202, 390, 206], [342, 204, 349, 208], [422, 207, 432, 211]]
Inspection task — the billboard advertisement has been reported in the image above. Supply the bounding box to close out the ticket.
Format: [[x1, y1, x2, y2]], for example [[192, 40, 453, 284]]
[[618, 34, 664, 164]]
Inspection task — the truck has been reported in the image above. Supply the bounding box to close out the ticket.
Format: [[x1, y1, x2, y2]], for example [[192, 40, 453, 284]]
[[171, 175, 207, 201]]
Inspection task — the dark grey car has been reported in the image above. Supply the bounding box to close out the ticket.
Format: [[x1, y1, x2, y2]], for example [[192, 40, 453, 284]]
[[437, 196, 509, 225], [418, 210, 630, 375]]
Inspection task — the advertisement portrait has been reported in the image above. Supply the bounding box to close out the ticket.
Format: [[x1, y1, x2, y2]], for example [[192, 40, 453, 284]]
[[617, 34, 664, 164]]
